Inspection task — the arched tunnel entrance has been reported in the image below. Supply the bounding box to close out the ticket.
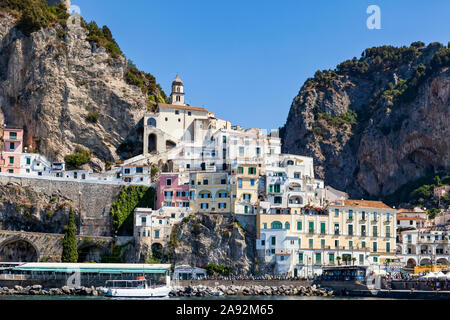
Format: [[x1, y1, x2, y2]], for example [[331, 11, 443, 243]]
[[0, 238, 39, 262]]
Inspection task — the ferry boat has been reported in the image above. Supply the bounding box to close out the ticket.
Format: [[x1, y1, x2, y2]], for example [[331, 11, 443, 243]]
[[105, 277, 172, 298]]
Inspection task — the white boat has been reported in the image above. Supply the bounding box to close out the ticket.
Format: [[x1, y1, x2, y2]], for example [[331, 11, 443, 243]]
[[105, 279, 172, 298]]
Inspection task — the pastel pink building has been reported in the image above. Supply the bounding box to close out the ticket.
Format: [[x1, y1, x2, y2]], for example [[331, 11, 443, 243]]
[[0, 127, 23, 174], [156, 173, 190, 209]]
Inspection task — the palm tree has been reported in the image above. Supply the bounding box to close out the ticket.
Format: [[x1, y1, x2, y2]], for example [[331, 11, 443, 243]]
[[336, 256, 341, 266], [352, 257, 357, 266]]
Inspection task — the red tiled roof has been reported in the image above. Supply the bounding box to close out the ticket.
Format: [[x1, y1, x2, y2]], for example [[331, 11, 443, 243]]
[[331, 199, 393, 210], [157, 103, 209, 113]]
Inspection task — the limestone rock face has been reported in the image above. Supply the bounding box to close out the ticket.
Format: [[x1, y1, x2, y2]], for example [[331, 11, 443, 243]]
[[170, 213, 255, 275], [281, 43, 450, 198], [0, 12, 151, 167]]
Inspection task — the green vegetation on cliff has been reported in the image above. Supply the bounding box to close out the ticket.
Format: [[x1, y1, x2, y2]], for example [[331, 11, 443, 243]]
[[0, 0, 69, 36], [126, 61, 168, 107], [110, 186, 154, 235], [61, 208, 78, 263], [64, 146, 91, 170], [83, 21, 123, 58], [381, 171, 450, 218], [205, 263, 230, 276]]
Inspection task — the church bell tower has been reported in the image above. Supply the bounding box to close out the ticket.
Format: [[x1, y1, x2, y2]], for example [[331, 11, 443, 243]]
[[170, 75, 185, 105]]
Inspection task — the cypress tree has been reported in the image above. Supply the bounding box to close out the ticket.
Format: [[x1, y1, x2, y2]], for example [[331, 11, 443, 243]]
[[61, 208, 78, 262]]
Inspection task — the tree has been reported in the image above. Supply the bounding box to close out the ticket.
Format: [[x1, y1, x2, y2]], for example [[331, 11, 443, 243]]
[[61, 208, 78, 262], [336, 256, 341, 266]]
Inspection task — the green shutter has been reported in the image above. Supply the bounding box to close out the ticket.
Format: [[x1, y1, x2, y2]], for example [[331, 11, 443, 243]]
[[320, 222, 325, 234], [297, 221, 302, 230], [299, 253, 303, 264]]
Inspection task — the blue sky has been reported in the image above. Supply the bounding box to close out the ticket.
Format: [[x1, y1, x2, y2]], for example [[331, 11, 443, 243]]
[[73, 0, 449, 130]]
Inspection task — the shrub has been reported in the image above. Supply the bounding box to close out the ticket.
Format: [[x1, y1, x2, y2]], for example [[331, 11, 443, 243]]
[[64, 146, 91, 169], [86, 111, 99, 123], [85, 21, 123, 57], [45, 210, 54, 219]]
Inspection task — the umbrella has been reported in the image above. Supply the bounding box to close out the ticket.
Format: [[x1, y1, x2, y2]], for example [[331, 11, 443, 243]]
[[446, 273, 450, 280], [436, 271, 446, 278], [422, 272, 437, 279]]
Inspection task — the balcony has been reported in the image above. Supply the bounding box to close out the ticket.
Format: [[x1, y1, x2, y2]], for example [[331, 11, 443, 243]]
[[384, 220, 391, 225], [371, 220, 378, 224]]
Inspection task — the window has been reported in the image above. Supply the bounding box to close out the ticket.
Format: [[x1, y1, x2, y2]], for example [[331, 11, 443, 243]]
[[261, 240, 265, 246], [124, 168, 130, 174], [248, 167, 256, 175], [298, 238, 301, 248], [329, 253, 335, 265], [188, 112, 191, 116], [9, 157, 14, 164], [166, 179, 172, 186], [320, 222, 326, 234], [285, 222, 290, 230], [239, 147, 244, 157], [238, 179, 242, 188], [315, 253, 321, 265], [271, 237, 276, 245], [238, 167, 244, 174], [309, 239, 313, 248], [321, 239, 325, 248], [373, 226, 378, 237], [299, 253, 303, 264], [211, 150, 216, 158], [200, 203, 209, 210], [410, 220, 413, 225], [159, 220, 162, 224], [274, 196, 282, 204], [373, 212, 377, 221], [175, 110, 179, 115], [263, 223, 267, 229], [250, 179, 255, 186], [361, 225, 366, 236], [256, 147, 260, 155], [308, 221, 314, 233], [361, 211, 366, 220], [9, 142, 15, 150], [218, 203, 226, 209], [26, 158, 31, 165], [165, 117, 168, 121], [386, 226, 391, 237], [294, 173, 300, 179], [386, 242, 390, 253], [386, 213, 390, 222], [271, 221, 282, 229], [334, 224, 340, 235], [136, 167, 143, 173], [243, 194, 251, 201], [9, 132, 17, 139], [349, 241, 353, 249], [373, 242, 377, 252], [334, 209, 339, 217], [348, 225, 353, 235], [274, 184, 281, 193], [280, 256, 284, 261], [362, 241, 366, 248], [359, 254, 364, 265], [348, 210, 353, 220], [155, 230, 160, 238], [335, 240, 339, 248], [297, 221, 302, 230], [203, 179, 208, 185], [373, 257, 378, 263], [222, 136, 227, 143], [221, 179, 226, 184]]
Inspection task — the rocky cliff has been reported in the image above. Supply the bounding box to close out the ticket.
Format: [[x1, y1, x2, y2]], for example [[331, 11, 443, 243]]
[[167, 213, 257, 275], [0, 7, 165, 170], [280, 42, 450, 199]]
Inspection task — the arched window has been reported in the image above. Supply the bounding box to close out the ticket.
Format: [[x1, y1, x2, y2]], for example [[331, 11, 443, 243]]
[[147, 118, 156, 127], [285, 222, 290, 230], [271, 221, 282, 229], [287, 160, 294, 166]]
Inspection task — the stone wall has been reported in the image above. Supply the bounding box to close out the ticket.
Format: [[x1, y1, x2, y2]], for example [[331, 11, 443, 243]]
[[0, 176, 122, 236]]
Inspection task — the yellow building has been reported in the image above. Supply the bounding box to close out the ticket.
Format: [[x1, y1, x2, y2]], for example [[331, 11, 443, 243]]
[[231, 163, 260, 215], [256, 200, 397, 277], [189, 171, 231, 214]]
